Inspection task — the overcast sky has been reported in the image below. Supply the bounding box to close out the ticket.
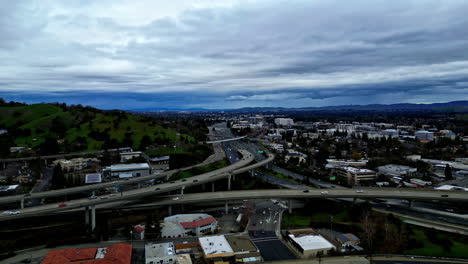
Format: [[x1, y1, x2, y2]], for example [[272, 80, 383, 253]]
[[1, 0, 468, 109]]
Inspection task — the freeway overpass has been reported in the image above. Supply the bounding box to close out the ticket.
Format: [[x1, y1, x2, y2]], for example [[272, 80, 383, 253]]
[[126, 189, 468, 207], [0, 150, 276, 222], [0, 146, 268, 207], [205, 136, 247, 144]]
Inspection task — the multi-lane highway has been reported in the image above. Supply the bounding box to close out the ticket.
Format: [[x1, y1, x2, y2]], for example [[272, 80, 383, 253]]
[[130, 188, 468, 206], [0, 150, 277, 221]]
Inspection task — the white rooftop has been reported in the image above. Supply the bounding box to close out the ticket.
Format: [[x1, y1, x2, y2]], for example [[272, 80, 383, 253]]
[[145, 242, 175, 259], [199, 235, 233, 256], [341, 167, 374, 173], [107, 163, 150, 171], [288, 234, 335, 251]]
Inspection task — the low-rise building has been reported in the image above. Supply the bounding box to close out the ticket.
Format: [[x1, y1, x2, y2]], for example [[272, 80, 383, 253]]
[[102, 163, 151, 178], [199, 235, 234, 264], [274, 118, 294, 127], [226, 235, 262, 263], [161, 214, 217, 238], [326, 159, 368, 168], [176, 254, 193, 264], [145, 242, 176, 264], [52, 158, 99, 172], [415, 130, 434, 141], [120, 151, 143, 162], [335, 167, 376, 185], [41, 243, 132, 264], [285, 229, 336, 258]]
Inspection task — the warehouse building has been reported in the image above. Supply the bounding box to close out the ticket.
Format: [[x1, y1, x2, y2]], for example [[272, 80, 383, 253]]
[[285, 229, 336, 258]]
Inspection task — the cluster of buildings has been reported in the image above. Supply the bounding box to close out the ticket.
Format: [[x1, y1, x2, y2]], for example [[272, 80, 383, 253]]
[[145, 235, 262, 264], [41, 243, 132, 264]]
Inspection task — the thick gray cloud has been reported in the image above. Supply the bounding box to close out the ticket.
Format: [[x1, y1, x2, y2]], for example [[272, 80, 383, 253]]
[[0, 0, 468, 109]]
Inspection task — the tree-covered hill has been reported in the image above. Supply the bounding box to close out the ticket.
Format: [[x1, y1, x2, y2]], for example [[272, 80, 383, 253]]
[[0, 100, 208, 158]]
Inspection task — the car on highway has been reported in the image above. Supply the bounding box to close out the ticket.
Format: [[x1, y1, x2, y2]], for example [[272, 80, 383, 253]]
[[24, 193, 31, 197], [441, 194, 449, 197], [170, 181, 175, 183], [259, 220, 263, 224], [155, 187, 161, 191], [303, 190, 310, 193], [100, 196, 109, 199], [321, 191, 329, 195], [233, 207, 240, 210], [193, 179, 198, 182], [2, 211, 20, 215], [182, 179, 187, 182], [172, 197, 180, 201], [58, 204, 67, 207], [88, 195, 97, 199], [356, 190, 364, 193]]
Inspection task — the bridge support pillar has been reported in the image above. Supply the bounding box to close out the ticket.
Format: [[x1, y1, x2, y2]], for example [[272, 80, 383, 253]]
[[91, 205, 96, 231], [352, 198, 357, 204], [288, 199, 292, 214], [202, 183, 206, 191], [212, 182, 215, 192], [265, 162, 271, 170], [250, 170, 254, 177], [92, 190, 95, 197], [225, 202, 229, 214], [227, 175, 231, 191], [20, 198, 24, 209], [181, 186, 184, 195], [409, 200, 414, 208], [85, 206, 90, 227], [138, 183, 142, 189], [168, 205, 172, 216]]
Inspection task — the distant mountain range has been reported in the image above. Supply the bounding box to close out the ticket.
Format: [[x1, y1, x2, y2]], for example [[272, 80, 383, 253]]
[[130, 101, 468, 113]]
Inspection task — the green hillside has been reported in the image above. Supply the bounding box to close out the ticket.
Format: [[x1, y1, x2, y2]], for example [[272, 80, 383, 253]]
[[0, 103, 198, 156]]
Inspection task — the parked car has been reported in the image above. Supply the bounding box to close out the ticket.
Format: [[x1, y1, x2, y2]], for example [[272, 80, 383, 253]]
[[88, 195, 97, 199], [58, 204, 67, 207], [172, 197, 180, 201]]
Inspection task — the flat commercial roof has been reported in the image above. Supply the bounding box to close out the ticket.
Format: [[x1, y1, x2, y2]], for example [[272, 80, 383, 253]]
[[225, 236, 258, 253], [199, 235, 234, 257], [145, 242, 175, 259], [288, 234, 335, 251]]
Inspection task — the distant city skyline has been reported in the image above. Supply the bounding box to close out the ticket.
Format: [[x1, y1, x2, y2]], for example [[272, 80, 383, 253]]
[[1, 0, 468, 109]]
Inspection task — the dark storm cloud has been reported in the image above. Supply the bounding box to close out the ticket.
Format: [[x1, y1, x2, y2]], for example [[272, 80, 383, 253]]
[[0, 0, 467, 108]]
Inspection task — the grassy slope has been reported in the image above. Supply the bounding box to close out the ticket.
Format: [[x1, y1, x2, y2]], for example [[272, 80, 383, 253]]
[[404, 228, 468, 258], [0, 104, 195, 151]]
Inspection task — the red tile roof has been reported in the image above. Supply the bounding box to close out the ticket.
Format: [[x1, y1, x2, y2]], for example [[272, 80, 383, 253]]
[[179, 216, 216, 229], [41, 243, 132, 264], [175, 242, 200, 250]]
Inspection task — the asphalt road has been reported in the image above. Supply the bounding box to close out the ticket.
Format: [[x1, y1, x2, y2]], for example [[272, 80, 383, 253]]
[[249, 230, 296, 261]]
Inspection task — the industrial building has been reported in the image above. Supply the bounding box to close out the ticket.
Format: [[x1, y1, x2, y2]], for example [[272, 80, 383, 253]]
[[145, 242, 176, 264], [285, 229, 336, 258], [161, 214, 217, 238], [41, 243, 132, 264], [52, 158, 99, 172], [326, 159, 368, 168], [102, 163, 151, 178], [199, 235, 234, 264]]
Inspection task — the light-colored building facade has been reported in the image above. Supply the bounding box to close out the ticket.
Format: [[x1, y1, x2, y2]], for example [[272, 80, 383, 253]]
[[415, 130, 434, 141], [120, 151, 143, 162], [145, 242, 176, 264], [285, 229, 336, 258], [53, 158, 99, 172], [102, 163, 151, 178], [199, 235, 234, 264], [335, 167, 376, 185], [274, 118, 294, 127], [377, 164, 417, 177]]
